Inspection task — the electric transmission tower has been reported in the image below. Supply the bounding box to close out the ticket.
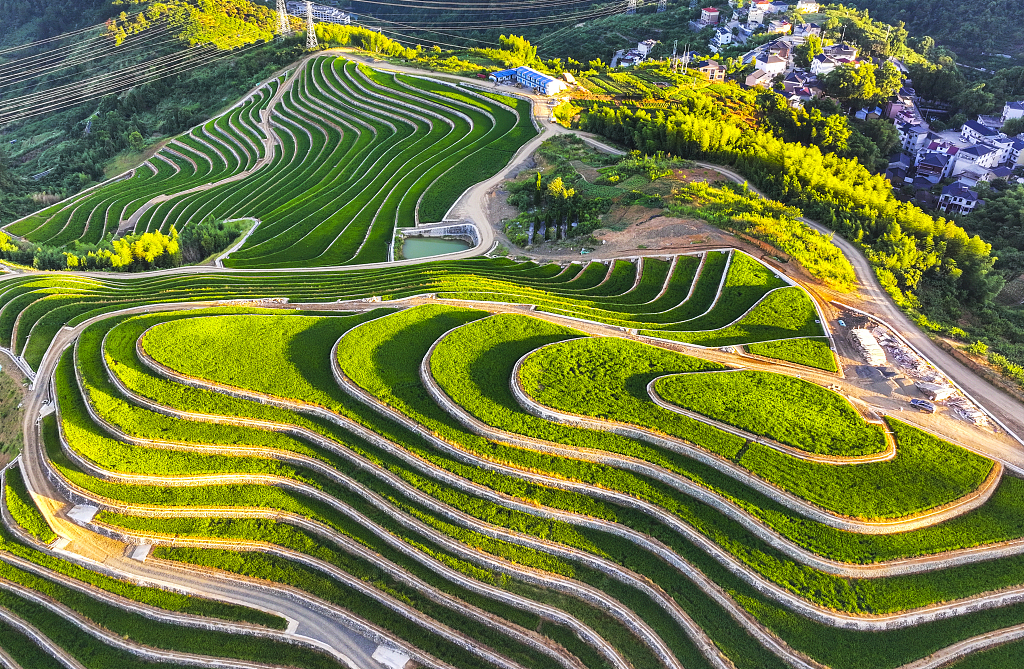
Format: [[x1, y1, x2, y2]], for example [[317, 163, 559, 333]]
[[625, 0, 636, 15], [671, 39, 677, 69], [276, 0, 291, 37], [657, 0, 666, 12], [305, 1, 318, 50]]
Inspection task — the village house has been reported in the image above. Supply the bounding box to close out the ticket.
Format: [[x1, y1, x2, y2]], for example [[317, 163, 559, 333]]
[[701, 6, 720, 24], [938, 182, 982, 215], [745, 68, 775, 88], [692, 59, 727, 82], [755, 53, 788, 77], [1001, 101, 1024, 124]]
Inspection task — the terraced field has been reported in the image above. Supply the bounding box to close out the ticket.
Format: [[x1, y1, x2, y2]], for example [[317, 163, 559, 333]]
[[1, 248, 1023, 668], [0, 251, 821, 371], [4, 56, 536, 267]]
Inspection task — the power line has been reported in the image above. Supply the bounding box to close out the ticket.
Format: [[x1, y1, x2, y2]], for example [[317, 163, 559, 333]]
[[356, 2, 629, 30], [0, 20, 119, 57], [349, 0, 610, 9], [0, 42, 253, 125], [0, 22, 176, 89]]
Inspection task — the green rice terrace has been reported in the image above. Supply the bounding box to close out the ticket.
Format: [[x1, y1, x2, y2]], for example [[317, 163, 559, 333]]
[[1, 247, 1024, 669], [3, 55, 535, 267]]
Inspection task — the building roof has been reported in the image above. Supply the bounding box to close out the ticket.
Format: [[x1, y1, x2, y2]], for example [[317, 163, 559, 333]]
[[991, 166, 1014, 178], [898, 121, 930, 135], [942, 182, 979, 200], [1006, 101, 1024, 111], [762, 54, 786, 64], [889, 153, 913, 168], [693, 59, 725, 70], [702, 6, 719, 11], [490, 66, 561, 87], [921, 153, 950, 167], [960, 144, 995, 157], [963, 119, 999, 136]]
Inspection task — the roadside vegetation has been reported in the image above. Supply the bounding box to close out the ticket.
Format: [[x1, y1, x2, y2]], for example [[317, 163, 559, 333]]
[[653, 370, 885, 457], [745, 338, 838, 372], [520, 335, 994, 519]]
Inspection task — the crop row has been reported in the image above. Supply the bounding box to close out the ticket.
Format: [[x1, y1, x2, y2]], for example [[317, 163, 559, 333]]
[[48, 303, 1024, 667], [5, 57, 535, 268], [519, 334, 994, 520], [9, 84, 274, 246], [0, 250, 831, 372], [2, 459, 344, 669], [73, 312, 693, 669]]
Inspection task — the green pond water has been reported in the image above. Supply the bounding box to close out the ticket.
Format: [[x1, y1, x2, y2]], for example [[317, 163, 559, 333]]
[[402, 237, 471, 259]]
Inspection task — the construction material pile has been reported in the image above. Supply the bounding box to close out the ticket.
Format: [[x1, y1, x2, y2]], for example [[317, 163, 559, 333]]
[[851, 328, 887, 366]]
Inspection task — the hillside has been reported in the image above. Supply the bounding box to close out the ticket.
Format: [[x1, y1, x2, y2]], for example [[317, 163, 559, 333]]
[[0, 0, 301, 225], [842, 0, 1023, 60], [0, 0, 113, 48]]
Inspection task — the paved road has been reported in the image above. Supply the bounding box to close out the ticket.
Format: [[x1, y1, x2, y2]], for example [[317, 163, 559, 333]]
[[15, 308, 385, 669], [5, 54, 1024, 668]]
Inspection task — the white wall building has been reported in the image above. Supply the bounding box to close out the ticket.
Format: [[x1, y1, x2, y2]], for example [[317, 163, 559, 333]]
[[755, 53, 787, 76], [286, 1, 351, 24], [1001, 101, 1024, 124]]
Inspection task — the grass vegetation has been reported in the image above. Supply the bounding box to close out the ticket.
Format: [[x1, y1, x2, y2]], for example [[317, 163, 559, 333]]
[[40, 304, 1024, 669], [520, 336, 994, 518], [0, 365, 25, 464], [653, 370, 885, 456], [745, 338, 838, 372], [3, 466, 56, 544], [87, 311, 668, 669]]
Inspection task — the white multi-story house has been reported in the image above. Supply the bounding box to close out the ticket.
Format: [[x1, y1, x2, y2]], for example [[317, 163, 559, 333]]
[[285, 1, 350, 23], [755, 53, 787, 76], [810, 53, 838, 76], [960, 119, 1001, 145], [710, 27, 733, 50], [1001, 101, 1024, 124], [938, 183, 981, 215], [952, 144, 1001, 176], [896, 121, 932, 157]]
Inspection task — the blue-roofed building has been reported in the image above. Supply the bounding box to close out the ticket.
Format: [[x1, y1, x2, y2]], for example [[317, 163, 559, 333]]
[[939, 182, 981, 215], [960, 119, 1000, 144], [489, 66, 568, 96]]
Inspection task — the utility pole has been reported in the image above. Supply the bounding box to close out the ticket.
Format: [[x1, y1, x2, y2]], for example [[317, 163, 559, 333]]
[[657, 0, 667, 12], [305, 1, 318, 51], [276, 0, 291, 37], [626, 0, 636, 15]]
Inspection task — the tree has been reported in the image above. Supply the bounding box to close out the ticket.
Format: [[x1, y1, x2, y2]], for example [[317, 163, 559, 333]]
[[498, 34, 538, 67], [823, 62, 878, 108], [954, 83, 995, 117], [794, 35, 822, 69], [859, 118, 901, 157], [1002, 117, 1024, 137], [875, 61, 903, 101], [128, 130, 145, 152]]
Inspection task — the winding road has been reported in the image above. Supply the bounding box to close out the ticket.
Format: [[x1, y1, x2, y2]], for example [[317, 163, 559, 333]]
[[2, 53, 1024, 669]]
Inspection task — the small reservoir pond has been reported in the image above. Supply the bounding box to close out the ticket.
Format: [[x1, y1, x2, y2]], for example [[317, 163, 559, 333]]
[[402, 237, 471, 259]]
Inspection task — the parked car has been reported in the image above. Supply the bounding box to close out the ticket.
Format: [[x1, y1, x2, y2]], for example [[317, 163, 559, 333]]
[[837, 319, 846, 327], [910, 398, 936, 413]]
